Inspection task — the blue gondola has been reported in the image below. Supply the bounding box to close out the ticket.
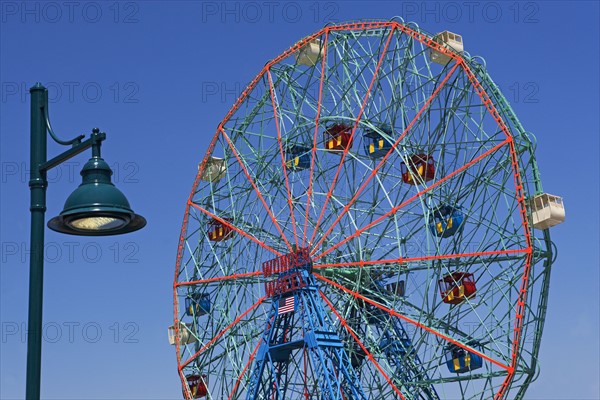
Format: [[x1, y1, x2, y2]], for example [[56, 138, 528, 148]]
[[363, 126, 394, 159], [429, 204, 465, 238], [285, 145, 311, 171], [185, 293, 211, 317], [379, 337, 413, 359], [386, 279, 406, 297], [445, 344, 483, 373]]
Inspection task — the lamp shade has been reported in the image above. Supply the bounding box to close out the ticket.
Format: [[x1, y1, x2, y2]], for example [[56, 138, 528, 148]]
[[47, 156, 146, 235]]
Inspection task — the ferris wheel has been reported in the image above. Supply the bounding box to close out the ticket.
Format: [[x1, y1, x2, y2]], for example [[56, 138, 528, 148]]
[[170, 20, 564, 400]]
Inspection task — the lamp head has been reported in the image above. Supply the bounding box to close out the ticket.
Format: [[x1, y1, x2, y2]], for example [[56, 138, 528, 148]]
[[48, 144, 146, 235]]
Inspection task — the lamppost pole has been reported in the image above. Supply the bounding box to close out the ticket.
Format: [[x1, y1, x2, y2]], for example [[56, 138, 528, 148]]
[[26, 83, 48, 400]]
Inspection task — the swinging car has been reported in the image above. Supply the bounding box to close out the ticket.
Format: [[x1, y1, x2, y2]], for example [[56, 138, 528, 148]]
[[429, 31, 464, 66], [324, 123, 353, 152], [208, 218, 233, 241], [438, 272, 476, 305], [401, 154, 435, 184], [296, 39, 323, 66], [379, 336, 413, 361], [386, 279, 406, 297], [530, 193, 565, 230], [185, 293, 211, 316], [429, 204, 465, 238], [444, 343, 482, 373], [199, 156, 226, 182], [185, 374, 208, 398], [363, 126, 394, 158], [167, 322, 197, 345], [285, 145, 311, 171]]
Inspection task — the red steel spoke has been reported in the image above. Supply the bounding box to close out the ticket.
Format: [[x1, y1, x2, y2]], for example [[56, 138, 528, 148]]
[[181, 295, 267, 369], [320, 292, 407, 400], [267, 69, 300, 249], [314, 139, 510, 262], [176, 270, 263, 287], [303, 29, 329, 249], [311, 62, 461, 254], [315, 273, 512, 372], [190, 202, 282, 256], [308, 26, 396, 249], [219, 127, 293, 252], [313, 248, 531, 270]]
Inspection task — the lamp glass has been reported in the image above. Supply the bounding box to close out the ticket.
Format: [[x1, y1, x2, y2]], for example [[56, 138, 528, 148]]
[[68, 216, 127, 231]]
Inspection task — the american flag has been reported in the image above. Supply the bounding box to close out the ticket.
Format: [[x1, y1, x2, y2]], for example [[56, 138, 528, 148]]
[[278, 296, 295, 315]]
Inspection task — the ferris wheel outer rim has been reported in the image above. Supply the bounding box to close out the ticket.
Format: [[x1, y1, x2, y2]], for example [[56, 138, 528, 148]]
[[173, 20, 542, 400]]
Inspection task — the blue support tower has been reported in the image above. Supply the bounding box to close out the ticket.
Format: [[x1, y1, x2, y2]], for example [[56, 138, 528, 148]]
[[369, 307, 439, 400], [246, 249, 368, 400], [363, 281, 440, 400]]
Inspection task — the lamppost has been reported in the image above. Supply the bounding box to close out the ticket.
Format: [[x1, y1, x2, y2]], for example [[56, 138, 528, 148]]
[[26, 82, 146, 399]]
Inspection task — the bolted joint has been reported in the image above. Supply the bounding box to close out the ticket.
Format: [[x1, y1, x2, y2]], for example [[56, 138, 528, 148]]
[[90, 128, 107, 159], [28, 177, 47, 190], [30, 204, 47, 212], [90, 128, 107, 142]]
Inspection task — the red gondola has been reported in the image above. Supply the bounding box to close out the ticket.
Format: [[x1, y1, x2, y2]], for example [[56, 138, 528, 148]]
[[401, 154, 435, 184], [185, 374, 208, 398], [324, 123, 353, 152], [208, 218, 233, 242], [438, 272, 476, 305]]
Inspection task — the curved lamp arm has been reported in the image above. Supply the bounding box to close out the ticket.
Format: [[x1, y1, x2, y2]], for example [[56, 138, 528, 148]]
[[43, 104, 85, 146]]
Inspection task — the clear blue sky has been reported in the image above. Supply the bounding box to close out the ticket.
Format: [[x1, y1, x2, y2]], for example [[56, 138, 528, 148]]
[[1, 1, 598, 399]]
